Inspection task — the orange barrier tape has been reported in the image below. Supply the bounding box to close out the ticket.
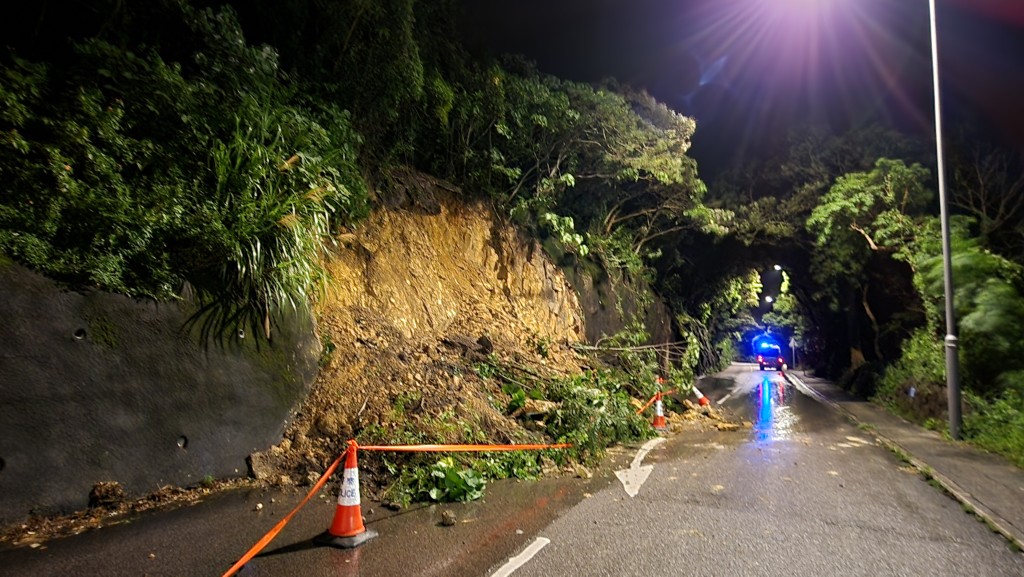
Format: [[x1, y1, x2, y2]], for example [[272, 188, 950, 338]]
[[636, 388, 678, 415], [636, 394, 657, 415], [220, 440, 569, 576], [220, 448, 348, 577], [359, 442, 572, 452]]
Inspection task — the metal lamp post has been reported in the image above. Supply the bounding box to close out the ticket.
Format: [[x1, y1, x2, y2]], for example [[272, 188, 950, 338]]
[[927, 0, 962, 439], [757, 0, 963, 437]]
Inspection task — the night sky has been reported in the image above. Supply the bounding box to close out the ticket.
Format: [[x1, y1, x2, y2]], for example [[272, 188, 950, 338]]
[[462, 0, 1024, 177]]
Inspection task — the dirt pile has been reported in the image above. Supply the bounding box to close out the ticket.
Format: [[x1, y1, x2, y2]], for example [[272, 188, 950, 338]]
[[251, 188, 592, 495]]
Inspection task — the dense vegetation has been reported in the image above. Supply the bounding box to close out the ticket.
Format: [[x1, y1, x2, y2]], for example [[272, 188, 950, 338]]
[[1, 0, 1021, 476], [713, 126, 1024, 466]]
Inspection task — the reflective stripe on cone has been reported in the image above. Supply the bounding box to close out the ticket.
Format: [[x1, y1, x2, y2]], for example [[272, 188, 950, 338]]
[[315, 440, 378, 549], [652, 392, 668, 430]]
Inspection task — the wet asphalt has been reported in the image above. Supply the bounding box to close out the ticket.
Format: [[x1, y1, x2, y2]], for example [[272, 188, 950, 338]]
[[508, 364, 1024, 576], [2, 364, 1023, 576]]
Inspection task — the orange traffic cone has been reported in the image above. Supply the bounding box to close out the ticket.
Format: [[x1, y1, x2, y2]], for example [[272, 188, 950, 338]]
[[692, 385, 711, 407], [315, 440, 378, 549], [652, 392, 668, 431]]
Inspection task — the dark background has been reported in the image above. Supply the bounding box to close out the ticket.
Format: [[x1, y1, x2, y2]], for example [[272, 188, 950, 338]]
[[461, 0, 1024, 178]]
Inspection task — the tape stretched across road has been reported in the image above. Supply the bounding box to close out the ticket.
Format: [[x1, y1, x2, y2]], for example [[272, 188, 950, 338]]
[[220, 448, 348, 577], [636, 389, 677, 415], [360, 442, 572, 452], [220, 440, 571, 577]]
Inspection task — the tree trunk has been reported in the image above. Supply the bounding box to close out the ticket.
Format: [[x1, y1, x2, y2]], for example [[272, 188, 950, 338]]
[[861, 284, 883, 361]]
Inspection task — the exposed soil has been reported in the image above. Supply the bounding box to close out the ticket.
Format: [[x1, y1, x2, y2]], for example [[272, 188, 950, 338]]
[[253, 184, 593, 500], [0, 177, 732, 547]]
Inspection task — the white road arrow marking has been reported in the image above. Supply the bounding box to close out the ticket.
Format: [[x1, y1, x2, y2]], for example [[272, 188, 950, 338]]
[[615, 437, 665, 497], [615, 465, 654, 497]]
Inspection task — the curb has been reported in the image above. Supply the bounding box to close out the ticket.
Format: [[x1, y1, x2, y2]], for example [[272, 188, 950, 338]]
[[783, 371, 1024, 551]]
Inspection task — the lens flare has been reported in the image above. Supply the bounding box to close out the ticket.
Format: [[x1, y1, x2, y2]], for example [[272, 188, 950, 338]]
[[686, 0, 932, 150]]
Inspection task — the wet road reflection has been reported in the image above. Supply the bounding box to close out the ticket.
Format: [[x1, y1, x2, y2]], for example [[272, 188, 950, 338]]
[[700, 367, 842, 447], [752, 376, 797, 444]]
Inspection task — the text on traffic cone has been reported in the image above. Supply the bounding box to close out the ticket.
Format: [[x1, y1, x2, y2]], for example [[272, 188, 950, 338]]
[[327, 440, 368, 538]]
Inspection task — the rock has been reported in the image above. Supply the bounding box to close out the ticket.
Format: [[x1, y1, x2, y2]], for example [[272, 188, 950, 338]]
[[305, 471, 321, 486], [440, 510, 457, 526], [574, 464, 593, 479], [316, 413, 344, 437], [716, 422, 741, 432], [511, 398, 560, 419], [247, 452, 276, 481], [88, 481, 126, 509]]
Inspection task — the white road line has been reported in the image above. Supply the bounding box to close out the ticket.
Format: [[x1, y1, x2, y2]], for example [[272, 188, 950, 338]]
[[490, 537, 551, 577]]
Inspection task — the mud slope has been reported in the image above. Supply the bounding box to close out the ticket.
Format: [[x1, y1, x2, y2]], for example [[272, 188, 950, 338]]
[[257, 190, 592, 490]]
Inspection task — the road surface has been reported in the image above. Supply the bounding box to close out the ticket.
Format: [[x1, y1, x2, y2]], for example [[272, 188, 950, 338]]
[[499, 364, 1024, 576], [3, 364, 1021, 576]]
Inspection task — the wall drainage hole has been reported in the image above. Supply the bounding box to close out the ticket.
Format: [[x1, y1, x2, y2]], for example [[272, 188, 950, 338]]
[[176, 436, 188, 449], [73, 328, 87, 340], [0, 457, 5, 473]]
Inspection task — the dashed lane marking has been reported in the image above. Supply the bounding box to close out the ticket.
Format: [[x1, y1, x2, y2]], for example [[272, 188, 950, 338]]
[[490, 537, 551, 577]]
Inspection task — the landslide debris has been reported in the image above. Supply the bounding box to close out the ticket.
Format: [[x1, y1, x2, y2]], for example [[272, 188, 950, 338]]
[[251, 188, 591, 499], [0, 182, 737, 547]]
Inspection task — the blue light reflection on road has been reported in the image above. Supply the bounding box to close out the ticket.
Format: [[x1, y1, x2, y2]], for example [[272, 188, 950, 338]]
[[753, 376, 795, 444]]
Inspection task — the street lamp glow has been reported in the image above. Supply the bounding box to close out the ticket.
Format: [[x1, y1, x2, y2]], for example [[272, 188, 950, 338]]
[[738, 0, 961, 437], [773, 264, 782, 271], [765, 296, 774, 303]]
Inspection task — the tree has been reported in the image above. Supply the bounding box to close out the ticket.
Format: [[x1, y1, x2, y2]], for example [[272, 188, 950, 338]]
[[711, 123, 923, 249], [950, 144, 1024, 259], [806, 158, 931, 361], [0, 4, 369, 342]]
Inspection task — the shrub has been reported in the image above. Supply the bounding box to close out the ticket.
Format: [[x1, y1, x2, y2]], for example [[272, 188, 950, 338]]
[[875, 328, 945, 420], [964, 390, 1024, 468], [544, 370, 653, 463], [0, 6, 370, 342]]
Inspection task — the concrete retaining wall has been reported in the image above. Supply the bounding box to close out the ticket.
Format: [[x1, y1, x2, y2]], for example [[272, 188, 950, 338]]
[[0, 262, 319, 523]]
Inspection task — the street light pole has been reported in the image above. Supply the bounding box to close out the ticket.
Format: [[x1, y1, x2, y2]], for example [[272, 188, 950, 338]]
[[927, 0, 962, 439]]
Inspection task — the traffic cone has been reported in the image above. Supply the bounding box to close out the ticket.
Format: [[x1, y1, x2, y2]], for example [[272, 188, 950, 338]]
[[652, 392, 668, 431], [315, 440, 378, 549], [692, 386, 711, 407]]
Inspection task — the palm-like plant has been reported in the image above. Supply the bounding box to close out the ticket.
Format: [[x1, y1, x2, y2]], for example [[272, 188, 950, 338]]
[[185, 97, 352, 342]]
